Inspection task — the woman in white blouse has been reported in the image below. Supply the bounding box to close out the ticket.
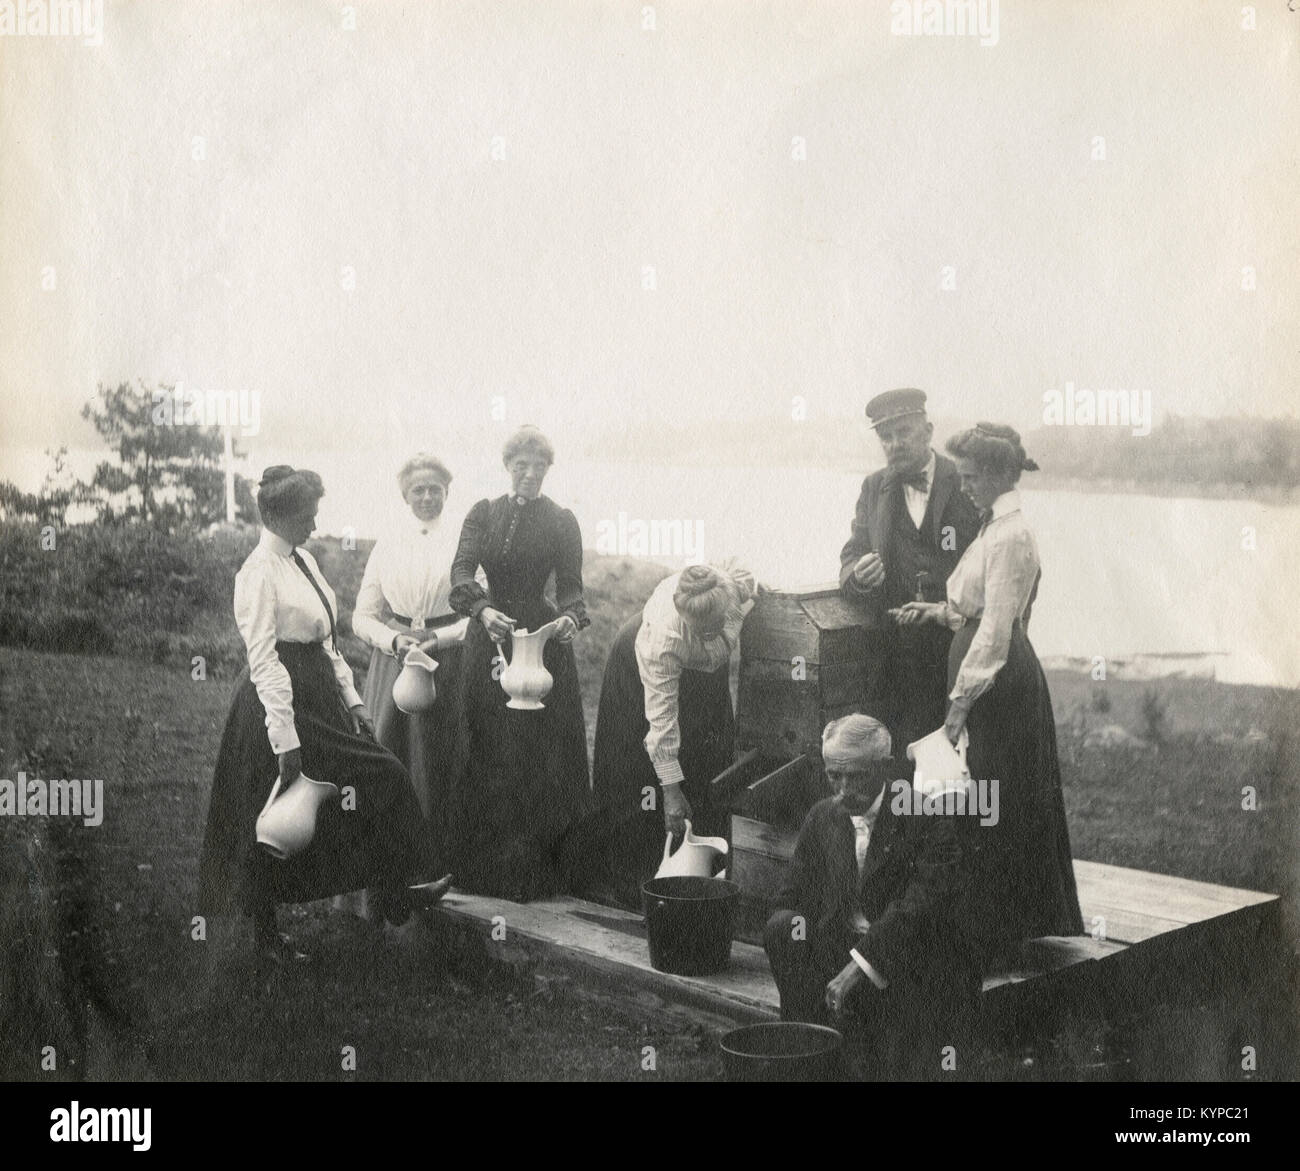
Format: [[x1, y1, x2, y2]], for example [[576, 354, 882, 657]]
[[896, 423, 1084, 965], [198, 466, 450, 977], [578, 562, 757, 903], [350, 454, 472, 866]]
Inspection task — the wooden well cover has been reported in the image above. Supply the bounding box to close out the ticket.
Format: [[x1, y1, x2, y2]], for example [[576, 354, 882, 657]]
[[736, 584, 881, 759]]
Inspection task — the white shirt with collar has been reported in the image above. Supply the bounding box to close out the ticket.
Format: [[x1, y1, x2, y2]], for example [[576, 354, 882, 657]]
[[902, 450, 937, 529], [845, 785, 889, 991], [635, 563, 756, 787], [944, 488, 1041, 704], [234, 528, 363, 755], [848, 783, 885, 875], [351, 511, 461, 651]]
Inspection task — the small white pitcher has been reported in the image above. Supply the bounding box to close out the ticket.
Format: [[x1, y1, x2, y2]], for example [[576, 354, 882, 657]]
[[392, 646, 439, 714]]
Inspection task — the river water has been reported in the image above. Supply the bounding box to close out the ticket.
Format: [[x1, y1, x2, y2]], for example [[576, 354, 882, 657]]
[[5, 447, 1297, 687]]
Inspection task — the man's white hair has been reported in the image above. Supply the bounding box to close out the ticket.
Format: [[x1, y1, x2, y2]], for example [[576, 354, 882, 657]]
[[821, 713, 892, 764]]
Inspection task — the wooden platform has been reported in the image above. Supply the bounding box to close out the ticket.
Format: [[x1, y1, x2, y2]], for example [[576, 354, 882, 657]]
[[427, 859, 1280, 1029]]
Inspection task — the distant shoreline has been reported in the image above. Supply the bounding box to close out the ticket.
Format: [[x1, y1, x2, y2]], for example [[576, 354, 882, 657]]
[[577, 449, 1298, 505]]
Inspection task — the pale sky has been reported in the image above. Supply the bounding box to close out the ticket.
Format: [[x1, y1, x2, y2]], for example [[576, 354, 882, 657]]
[[1, 0, 1296, 462]]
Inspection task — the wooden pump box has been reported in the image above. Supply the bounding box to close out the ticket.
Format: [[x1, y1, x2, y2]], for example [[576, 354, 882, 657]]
[[717, 584, 882, 942], [736, 584, 880, 759]]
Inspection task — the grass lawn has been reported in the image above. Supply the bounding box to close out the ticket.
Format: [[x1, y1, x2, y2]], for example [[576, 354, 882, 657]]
[[1, 550, 1297, 1081]]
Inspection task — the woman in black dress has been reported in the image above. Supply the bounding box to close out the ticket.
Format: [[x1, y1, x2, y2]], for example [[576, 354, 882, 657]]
[[896, 424, 1084, 967], [197, 467, 450, 972], [448, 426, 591, 902]]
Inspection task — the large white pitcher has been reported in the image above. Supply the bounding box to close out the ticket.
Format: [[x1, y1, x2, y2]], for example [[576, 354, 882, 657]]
[[255, 772, 339, 860], [655, 819, 730, 879], [499, 619, 560, 710]]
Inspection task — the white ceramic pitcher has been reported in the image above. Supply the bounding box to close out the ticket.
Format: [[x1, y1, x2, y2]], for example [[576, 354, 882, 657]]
[[655, 819, 730, 879], [255, 772, 339, 860], [392, 646, 438, 713], [500, 619, 560, 710]]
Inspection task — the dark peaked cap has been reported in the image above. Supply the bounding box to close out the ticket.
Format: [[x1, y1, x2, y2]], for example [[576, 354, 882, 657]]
[[865, 388, 928, 429]]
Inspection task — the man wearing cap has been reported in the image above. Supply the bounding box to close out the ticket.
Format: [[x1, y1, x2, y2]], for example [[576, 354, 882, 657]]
[[838, 389, 981, 753], [763, 714, 980, 1078]]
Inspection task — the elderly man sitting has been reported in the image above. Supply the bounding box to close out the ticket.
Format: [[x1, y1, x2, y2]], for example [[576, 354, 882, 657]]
[[763, 713, 980, 1079]]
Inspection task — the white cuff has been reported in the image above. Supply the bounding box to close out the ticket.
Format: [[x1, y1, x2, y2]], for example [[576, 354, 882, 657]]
[[849, 948, 889, 990], [654, 758, 686, 787], [268, 721, 301, 756]]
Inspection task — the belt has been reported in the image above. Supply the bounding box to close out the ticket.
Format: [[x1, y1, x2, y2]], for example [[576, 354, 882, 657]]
[[391, 612, 463, 632]]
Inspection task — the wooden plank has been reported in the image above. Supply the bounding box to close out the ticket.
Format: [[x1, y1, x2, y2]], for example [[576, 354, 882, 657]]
[[1074, 859, 1277, 920], [1074, 859, 1278, 945], [432, 890, 781, 1021]]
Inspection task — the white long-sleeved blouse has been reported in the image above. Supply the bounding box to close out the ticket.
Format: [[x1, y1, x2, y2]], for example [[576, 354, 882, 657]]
[[944, 489, 1040, 705], [351, 513, 464, 652], [635, 562, 757, 787], [234, 528, 363, 755]]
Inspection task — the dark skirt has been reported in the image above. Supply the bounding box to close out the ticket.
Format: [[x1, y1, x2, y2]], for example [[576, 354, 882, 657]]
[[360, 639, 466, 863], [583, 613, 735, 889], [948, 619, 1085, 965], [197, 641, 435, 917], [449, 619, 591, 901]]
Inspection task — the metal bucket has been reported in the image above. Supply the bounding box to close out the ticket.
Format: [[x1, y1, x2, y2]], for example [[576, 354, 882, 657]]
[[720, 1022, 845, 1082], [641, 876, 740, 976]]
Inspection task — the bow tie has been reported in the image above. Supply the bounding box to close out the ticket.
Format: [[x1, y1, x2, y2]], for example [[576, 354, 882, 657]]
[[888, 469, 930, 493]]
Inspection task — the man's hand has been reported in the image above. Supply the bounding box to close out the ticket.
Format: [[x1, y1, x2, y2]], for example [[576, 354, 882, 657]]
[[350, 704, 375, 738], [852, 551, 885, 591], [662, 785, 693, 842], [553, 614, 578, 643], [278, 748, 302, 786], [825, 960, 867, 1018]]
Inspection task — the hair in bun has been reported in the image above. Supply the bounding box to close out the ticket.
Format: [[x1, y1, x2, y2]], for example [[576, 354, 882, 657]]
[[673, 564, 732, 631], [257, 465, 325, 524], [945, 422, 1039, 481]]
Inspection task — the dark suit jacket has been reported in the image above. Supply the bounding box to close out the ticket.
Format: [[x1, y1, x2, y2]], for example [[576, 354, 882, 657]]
[[837, 452, 981, 623], [779, 793, 978, 990]]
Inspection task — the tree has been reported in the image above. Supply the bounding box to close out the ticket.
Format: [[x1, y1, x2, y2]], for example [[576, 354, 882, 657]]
[[77, 381, 257, 531], [0, 447, 85, 525]]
